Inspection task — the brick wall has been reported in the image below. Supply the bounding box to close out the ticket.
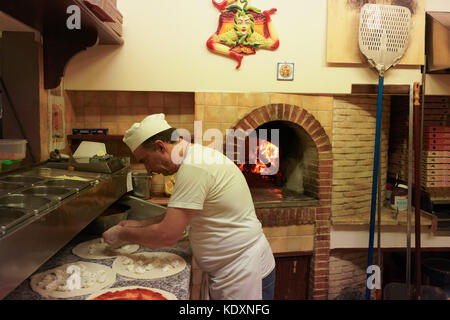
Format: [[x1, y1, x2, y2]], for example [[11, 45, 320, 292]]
[[332, 96, 391, 221], [328, 251, 382, 300]]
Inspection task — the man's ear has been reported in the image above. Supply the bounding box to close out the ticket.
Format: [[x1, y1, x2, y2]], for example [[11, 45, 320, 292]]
[[154, 140, 167, 153]]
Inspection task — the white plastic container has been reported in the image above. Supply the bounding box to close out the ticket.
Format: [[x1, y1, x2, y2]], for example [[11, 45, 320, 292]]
[[390, 184, 408, 211], [0, 140, 27, 160]]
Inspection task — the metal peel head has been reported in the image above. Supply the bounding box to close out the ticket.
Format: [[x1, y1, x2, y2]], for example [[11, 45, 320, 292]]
[[358, 4, 411, 76]]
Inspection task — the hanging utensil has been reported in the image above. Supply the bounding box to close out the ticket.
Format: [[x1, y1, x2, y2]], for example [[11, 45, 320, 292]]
[[413, 82, 422, 300], [358, 3, 411, 300], [406, 84, 414, 298]]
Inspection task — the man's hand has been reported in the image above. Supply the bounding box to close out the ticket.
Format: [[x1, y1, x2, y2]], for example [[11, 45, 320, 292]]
[[102, 225, 129, 249]]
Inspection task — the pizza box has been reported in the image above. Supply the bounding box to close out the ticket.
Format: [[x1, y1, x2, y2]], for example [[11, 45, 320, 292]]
[[424, 115, 450, 122], [425, 121, 450, 127], [423, 144, 450, 151], [424, 126, 450, 133], [421, 169, 450, 176], [421, 176, 450, 182], [424, 138, 450, 145], [423, 108, 450, 115], [425, 132, 450, 139], [424, 97, 449, 103], [422, 181, 450, 188], [423, 150, 450, 158], [423, 160, 450, 166], [422, 163, 450, 169]]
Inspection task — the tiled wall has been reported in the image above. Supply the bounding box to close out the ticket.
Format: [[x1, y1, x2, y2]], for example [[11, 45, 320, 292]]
[[263, 225, 314, 253], [65, 90, 195, 195], [66, 91, 195, 135], [195, 93, 333, 141]]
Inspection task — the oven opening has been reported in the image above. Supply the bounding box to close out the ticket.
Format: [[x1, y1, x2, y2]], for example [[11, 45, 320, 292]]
[[238, 120, 319, 205]]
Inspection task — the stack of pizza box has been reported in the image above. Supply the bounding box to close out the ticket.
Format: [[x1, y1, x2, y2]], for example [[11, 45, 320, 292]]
[[388, 96, 450, 202], [421, 97, 450, 201]]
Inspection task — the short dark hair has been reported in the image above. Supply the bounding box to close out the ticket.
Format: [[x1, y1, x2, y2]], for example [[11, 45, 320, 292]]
[[142, 128, 180, 150]]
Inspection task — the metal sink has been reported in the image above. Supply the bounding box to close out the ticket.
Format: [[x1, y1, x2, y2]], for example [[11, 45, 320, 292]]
[[41, 179, 91, 191], [21, 186, 76, 201], [0, 176, 45, 186], [0, 195, 53, 213], [0, 208, 32, 232], [0, 182, 24, 196]]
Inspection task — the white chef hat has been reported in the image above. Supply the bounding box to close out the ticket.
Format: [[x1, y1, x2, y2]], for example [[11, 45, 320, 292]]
[[122, 113, 172, 152]]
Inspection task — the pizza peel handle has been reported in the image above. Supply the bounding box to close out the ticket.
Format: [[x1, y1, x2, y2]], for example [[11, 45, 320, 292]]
[[358, 4, 411, 300]]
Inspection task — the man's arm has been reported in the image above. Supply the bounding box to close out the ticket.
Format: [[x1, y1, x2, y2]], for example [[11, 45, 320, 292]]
[[118, 214, 165, 228], [103, 207, 194, 249]]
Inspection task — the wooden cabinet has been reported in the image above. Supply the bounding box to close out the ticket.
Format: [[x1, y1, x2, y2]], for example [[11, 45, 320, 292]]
[[274, 254, 311, 300], [0, 0, 124, 90]]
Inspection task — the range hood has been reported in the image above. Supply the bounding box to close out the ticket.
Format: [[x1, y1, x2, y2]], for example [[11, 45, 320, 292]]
[[426, 12, 450, 73]]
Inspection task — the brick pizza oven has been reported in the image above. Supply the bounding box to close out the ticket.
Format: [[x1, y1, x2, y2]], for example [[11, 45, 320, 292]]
[[195, 93, 334, 300], [232, 103, 332, 299]]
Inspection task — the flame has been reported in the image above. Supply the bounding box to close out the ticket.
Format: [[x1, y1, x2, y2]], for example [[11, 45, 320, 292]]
[[240, 138, 279, 176], [252, 139, 279, 175]]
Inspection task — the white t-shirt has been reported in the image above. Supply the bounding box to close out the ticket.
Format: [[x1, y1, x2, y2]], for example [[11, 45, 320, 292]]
[[168, 144, 275, 299]]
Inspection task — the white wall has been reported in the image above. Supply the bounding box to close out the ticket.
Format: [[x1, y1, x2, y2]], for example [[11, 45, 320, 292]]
[[63, 0, 446, 94], [427, 0, 450, 11]]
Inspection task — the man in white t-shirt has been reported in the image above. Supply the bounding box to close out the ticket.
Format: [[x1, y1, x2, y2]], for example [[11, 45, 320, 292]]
[[103, 114, 276, 300]]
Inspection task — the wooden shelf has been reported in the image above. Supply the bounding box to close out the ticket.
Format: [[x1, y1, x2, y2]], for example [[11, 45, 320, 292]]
[[0, 0, 123, 89]]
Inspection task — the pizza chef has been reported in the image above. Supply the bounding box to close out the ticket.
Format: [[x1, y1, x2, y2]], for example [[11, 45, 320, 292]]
[[102, 114, 276, 300]]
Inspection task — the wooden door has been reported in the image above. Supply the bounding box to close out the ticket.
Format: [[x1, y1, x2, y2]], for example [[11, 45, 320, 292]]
[[274, 254, 311, 300]]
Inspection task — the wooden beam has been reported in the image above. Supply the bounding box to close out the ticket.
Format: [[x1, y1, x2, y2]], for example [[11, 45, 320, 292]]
[[351, 84, 411, 95]]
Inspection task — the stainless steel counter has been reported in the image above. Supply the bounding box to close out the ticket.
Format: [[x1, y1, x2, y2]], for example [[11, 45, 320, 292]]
[[0, 165, 129, 299]]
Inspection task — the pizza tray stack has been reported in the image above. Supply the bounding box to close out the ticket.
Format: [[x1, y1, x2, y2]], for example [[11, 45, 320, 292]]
[[421, 127, 450, 201]]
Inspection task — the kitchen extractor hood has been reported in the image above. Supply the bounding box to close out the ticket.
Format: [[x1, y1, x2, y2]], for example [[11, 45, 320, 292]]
[[426, 12, 450, 74]]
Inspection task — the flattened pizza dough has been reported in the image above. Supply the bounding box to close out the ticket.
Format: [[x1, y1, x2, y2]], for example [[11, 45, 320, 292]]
[[30, 261, 116, 299], [72, 238, 139, 260], [112, 252, 186, 280], [86, 286, 177, 300]]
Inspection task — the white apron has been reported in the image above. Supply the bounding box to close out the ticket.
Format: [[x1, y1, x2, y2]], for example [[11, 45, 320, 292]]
[[199, 234, 271, 300]]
